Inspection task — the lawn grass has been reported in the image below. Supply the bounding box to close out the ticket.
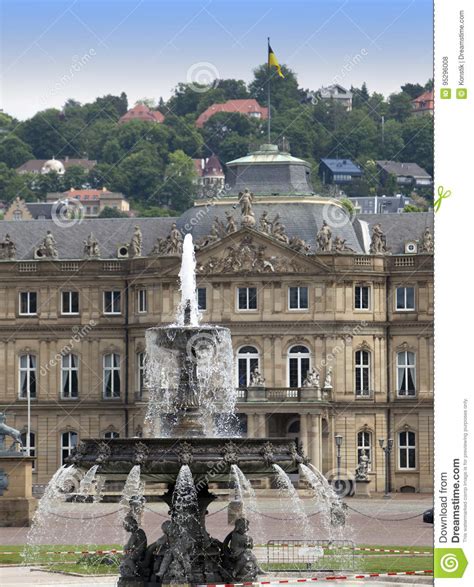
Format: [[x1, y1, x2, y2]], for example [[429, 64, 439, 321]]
[[0, 544, 433, 576]]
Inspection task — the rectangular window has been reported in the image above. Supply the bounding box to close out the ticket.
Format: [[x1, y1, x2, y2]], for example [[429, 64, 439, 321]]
[[137, 352, 145, 392], [354, 286, 370, 310], [137, 289, 147, 313], [399, 431, 416, 469], [396, 286, 415, 311], [62, 291, 79, 314], [237, 287, 257, 310], [61, 354, 79, 399], [103, 353, 121, 398], [197, 287, 207, 311], [289, 286, 309, 310], [19, 354, 37, 398], [104, 291, 121, 314], [355, 351, 371, 396], [397, 351, 416, 396], [19, 291, 37, 315]]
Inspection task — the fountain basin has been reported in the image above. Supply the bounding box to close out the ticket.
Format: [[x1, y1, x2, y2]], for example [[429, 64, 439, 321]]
[[69, 437, 305, 483]]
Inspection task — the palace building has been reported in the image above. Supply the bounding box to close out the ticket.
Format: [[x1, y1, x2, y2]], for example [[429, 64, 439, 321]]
[[0, 144, 434, 494]]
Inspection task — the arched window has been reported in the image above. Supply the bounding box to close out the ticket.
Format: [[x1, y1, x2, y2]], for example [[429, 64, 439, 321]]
[[103, 353, 121, 398], [61, 431, 78, 465], [21, 431, 36, 470], [398, 430, 416, 469], [19, 354, 37, 398], [288, 345, 310, 387], [104, 431, 120, 439], [355, 350, 371, 396], [237, 346, 259, 387], [397, 351, 416, 396], [61, 354, 79, 399], [357, 430, 372, 470]]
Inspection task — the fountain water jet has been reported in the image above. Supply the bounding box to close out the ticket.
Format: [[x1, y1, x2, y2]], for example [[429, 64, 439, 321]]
[[273, 464, 313, 541]]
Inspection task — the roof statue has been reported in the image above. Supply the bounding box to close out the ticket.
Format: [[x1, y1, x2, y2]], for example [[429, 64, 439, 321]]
[[316, 221, 332, 252], [37, 230, 58, 258], [239, 189, 256, 228], [83, 233, 100, 259], [0, 233, 16, 260], [130, 225, 143, 257], [419, 227, 434, 253], [369, 223, 388, 254]]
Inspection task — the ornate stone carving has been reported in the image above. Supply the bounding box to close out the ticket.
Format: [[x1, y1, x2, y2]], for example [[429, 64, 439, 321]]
[[176, 441, 194, 465], [225, 212, 237, 234], [260, 441, 275, 467], [0, 234, 16, 260], [302, 367, 320, 389], [223, 518, 262, 581], [419, 227, 433, 253], [36, 230, 58, 258], [316, 221, 332, 252], [249, 368, 265, 387], [198, 236, 303, 274], [289, 236, 310, 253], [355, 449, 370, 481], [83, 232, 100, 259], [95, 441, 112, 465], [270, 215, 289, 244], [323, 366, 333, 389], [130, 225, 143, 257], [0, 412, 23, 453], [333, 236, 354, 252], [222, 441, 240, 465], [258, 211, 271, 234], [134, 441, 150, 465], [369, 223, 389, 254], [119, 511, 148, 580], [152, 223, 183, 256], [239, 189, 256, 228]]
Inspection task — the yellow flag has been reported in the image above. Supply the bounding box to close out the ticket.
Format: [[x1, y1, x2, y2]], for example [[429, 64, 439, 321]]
[[268, 42, 284, 78]]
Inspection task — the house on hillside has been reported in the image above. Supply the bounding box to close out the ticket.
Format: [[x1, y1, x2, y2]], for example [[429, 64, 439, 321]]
[[46, 188, 130, 217], [192, 154, 225, 197], [317, 84, 353, 110], [16, 157, 97, 175], [119, 103, 165, 124], [195, 99, 268, 127], [319, 158, 362, 184], [411, 90, 434, 116], [376, 160, 432, 189]]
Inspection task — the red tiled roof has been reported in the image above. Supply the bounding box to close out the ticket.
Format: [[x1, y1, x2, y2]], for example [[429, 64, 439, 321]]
[[411, 90, 434, 110], [195, 99, 268, 127], [203, 154, 224, 176], [119, 103, 165, 124]]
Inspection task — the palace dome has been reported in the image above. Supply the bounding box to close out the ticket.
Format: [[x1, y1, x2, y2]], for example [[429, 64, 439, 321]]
[[41, 158, 65, 175]]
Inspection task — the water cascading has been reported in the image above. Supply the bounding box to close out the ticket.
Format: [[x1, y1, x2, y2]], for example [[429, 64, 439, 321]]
[[230, 464, 265, 544], [273, 464, 313, 541]]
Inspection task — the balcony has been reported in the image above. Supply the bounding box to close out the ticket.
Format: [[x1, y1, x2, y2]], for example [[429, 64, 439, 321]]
[[135, 387, 331, 404]]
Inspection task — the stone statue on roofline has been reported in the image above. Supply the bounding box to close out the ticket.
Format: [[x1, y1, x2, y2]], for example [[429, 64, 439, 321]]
[[0, 234, 16, 260], [225, 211, 237, 234], [369, 223, 388, 254], [259, 211, 271, 234], [316, 221, 332, 252], [249, 368, 265, 387], [419, 227, 433, 253], [83, 233, 100, 259], [303, 367, 320, 389], [36, 230, 58, 258], [239, 189, 256, 228], [130, 225, 143, 257]]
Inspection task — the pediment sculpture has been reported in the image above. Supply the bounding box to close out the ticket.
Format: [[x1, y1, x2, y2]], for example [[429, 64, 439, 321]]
[[0, 234, 16, 260]]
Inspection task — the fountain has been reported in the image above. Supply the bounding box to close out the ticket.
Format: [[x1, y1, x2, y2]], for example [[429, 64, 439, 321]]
[[68, 233, 307, 585]]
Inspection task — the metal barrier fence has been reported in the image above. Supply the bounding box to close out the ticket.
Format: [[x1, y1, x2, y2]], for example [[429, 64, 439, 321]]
[[266, 539, 355, 572]]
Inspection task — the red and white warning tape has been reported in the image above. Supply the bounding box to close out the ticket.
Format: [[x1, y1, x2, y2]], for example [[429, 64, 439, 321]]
[[0, 549, 123, 556], [353, 547, 431, 555], [200, 571, 433, 586]]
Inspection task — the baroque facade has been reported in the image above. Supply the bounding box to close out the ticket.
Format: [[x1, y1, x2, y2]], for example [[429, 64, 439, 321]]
[[0, 144, 434, 494]]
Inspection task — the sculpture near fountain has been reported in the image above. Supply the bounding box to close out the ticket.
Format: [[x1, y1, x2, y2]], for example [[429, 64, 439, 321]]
[[69, 233, 306, 586]]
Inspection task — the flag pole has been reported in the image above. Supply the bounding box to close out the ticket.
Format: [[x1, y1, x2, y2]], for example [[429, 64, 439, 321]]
[[267, 37, 271, 143]]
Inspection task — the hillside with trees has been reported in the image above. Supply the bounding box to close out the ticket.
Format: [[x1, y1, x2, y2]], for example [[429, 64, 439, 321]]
[[0, 66, 433, 214]]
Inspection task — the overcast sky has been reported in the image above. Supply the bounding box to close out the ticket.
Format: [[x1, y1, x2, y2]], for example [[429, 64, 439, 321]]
[[1, 0, 433, 120]]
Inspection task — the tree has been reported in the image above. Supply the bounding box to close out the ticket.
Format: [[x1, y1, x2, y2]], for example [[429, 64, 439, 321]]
[[388, 92, 413, 122], [403, 204, 423, 212], [0, 135, 34, 168], [98, 206, 129, 218], [202, 112, 258, 158], [62, 165, 88, 190], [381, 119, 404, 160], [351, 83, 369, 109], [17, 109, 69, 158], [401, 83, 425, 99], [400, 115, 434, 175], [0, 163, 35, 202], [249, 64, 303, 112], [340, 197, 354, 215], [157, 150, 197, 211]]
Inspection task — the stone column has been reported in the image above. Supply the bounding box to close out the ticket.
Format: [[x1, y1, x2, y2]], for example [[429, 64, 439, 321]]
[[257, 414, 267, 437], [310, 414, 322, 470], [299, 413, 309, 456], [246, 413, 256, 438]]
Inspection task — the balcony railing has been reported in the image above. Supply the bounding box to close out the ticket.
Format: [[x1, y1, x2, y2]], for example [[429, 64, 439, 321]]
[[135, 387, 331, 403]]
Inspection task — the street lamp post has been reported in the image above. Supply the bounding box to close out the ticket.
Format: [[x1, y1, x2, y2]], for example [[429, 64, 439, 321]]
[[335, 434, 343, 495], [379, 438, 394, 498]]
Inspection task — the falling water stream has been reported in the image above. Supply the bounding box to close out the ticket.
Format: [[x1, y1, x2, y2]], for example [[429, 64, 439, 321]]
[[230, 465, 265, 544], [272, 464, 313, 541]]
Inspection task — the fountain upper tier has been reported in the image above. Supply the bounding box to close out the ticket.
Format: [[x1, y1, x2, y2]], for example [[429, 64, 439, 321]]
[[69, 437, 306, 483]]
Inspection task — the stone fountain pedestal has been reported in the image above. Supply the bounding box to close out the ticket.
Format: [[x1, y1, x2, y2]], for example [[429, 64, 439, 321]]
[[0, 455, 36, 526], [354, 478, 371, 498]]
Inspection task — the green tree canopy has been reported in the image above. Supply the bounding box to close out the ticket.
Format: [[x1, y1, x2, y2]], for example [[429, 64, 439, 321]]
[[0, 135, 34, 168]]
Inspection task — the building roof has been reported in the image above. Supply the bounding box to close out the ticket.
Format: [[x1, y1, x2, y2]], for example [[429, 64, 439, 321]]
[[375, 160, 432, 179], [351, 195, 411, 214], [411, 90, 434, 104], [16, 158, 97, 174], [320, 158, 362, 175], [354, 212, 433, 254], [318, 84, 352, 99], [196, 99, 268, 127], [47, 189, 127, 202], [119, 103, 165, 124], [25, 202, 55, 219], [203, 154, 224, 177], [225, 144, 313, 197]]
